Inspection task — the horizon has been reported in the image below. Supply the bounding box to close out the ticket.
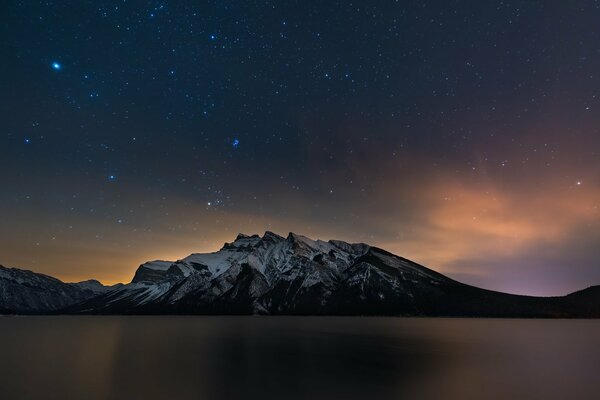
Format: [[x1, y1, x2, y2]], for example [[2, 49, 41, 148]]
[[2, 229, 598, 298], [2, 2, 600, 297]]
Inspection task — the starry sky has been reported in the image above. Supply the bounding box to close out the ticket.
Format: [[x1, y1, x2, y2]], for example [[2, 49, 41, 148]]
[[1, 1, 600, 295]]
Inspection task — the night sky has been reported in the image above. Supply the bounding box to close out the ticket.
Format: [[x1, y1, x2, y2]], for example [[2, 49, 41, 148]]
[[2, 1, 600, 295]]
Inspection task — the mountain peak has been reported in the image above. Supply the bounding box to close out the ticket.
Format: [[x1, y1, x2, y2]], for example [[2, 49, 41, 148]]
[[262, 231, 284, 241], [234, 233, 259, 241], [221, 233, 262, 250], [76, 279, 103, 286], [71, 279, 118, 295], [287, 232, 316, 245]]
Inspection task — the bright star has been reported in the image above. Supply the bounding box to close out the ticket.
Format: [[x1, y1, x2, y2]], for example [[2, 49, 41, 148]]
[[51, 62, 62, 70], [108, 175, 116, 181], [24, 138, 31, 144], [232, 138, 240, 148], [210, 34, 216, 40], [576, 181, 582, 186]]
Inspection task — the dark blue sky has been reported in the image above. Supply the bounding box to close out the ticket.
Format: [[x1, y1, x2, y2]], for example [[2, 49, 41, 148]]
[[1, 1, 600, 295]]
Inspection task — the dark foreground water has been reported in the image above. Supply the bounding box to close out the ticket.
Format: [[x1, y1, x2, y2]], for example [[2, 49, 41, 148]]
[[0, 317, 599, 400]]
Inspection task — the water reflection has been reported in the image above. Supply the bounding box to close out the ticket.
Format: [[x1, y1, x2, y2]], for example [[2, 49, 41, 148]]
[[0, 317, 598, 400]]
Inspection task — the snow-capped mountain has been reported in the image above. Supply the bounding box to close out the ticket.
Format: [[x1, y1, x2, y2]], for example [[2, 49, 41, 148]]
[[0, 265, 116, 313], [2, 232, 600, 316], [64, 232, 600, 317], [70, 231, 382, 314]]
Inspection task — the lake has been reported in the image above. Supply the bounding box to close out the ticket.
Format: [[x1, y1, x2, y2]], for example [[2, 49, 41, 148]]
[[0, 316, 598, 399]]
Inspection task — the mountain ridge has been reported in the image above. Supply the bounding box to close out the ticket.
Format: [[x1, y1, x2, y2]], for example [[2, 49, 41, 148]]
[[0, 264, 118, 313], [1, 232, 599, 317]]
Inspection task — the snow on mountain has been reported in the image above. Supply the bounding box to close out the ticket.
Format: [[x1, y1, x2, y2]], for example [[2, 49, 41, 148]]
[[3, 232, 600, 316], [66, 231, 459, 315], [0, 265, 112, 313]]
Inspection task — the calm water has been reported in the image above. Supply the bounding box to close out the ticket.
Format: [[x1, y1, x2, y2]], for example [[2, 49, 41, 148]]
[[0, 317, 598, 400]]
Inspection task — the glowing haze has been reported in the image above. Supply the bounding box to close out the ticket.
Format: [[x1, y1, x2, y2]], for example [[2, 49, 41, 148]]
[[1, 2, 599, 295]]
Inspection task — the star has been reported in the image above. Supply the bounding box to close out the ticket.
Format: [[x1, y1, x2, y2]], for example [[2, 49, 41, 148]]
[[108, 175, 116, 181], [24, 138, 31, 144], [232, 138, 240, 148], [51, 61, 61, 70]]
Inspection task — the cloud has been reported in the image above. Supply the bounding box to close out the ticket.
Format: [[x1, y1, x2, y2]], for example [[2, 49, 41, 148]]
[[371, 172, 600, 295]]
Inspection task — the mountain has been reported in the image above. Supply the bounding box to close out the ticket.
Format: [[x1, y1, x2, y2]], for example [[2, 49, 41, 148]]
[[2, 232, 599, 317], [0, 265, 117, 314], [72, 279, 123, 295]]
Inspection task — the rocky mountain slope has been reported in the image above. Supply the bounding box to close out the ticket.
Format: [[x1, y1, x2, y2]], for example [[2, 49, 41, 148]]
[[2, 232, 599, 316], [0, 265, 117, 313]]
